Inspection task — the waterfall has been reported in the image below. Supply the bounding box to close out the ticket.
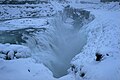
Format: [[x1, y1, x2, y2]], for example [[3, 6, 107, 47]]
[[48, 14, 87, 77], [0, 8, 94, 78]]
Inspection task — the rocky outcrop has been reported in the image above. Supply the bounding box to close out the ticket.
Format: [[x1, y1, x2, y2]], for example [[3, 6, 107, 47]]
[[61, 6, 94, 30]]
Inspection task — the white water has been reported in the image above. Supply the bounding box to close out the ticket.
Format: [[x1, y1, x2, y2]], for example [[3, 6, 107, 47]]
[[49, 15, 87, 77], [22, 14, 87, 78]]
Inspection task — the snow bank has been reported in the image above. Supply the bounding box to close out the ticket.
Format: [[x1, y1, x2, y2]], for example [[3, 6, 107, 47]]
[[0, 4, 55, 20], [0, 58, 55, 80], [69, 3, 120, 80], [70, 1, 120, 11], [0, 44, 31, 60]]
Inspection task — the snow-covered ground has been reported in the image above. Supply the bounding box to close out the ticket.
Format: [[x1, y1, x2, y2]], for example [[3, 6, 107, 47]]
[[0, 18, 49, 30], [69, 2, 120, 80], [0, 58, 56, 80], [0, 1, 120, 80], [0, 3, 55, 20]]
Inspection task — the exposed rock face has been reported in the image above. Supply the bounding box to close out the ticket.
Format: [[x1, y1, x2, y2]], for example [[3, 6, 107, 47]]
[[62, 7, 94, 30]]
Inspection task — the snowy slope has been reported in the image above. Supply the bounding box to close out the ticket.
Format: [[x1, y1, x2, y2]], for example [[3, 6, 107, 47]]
[[0, 58, 56, 80], [69, 2, 120, 80]]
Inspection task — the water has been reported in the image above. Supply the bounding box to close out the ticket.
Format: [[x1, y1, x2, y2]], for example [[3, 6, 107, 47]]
[[22, 11, 89, 77], [48, 14, 87, 77], [0, 8, 94, 78]]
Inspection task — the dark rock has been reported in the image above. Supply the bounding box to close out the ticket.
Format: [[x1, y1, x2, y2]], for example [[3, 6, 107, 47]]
[[80, 72, 85, 77], [71, 64, 75, 71], [95, 53, 103, 61]]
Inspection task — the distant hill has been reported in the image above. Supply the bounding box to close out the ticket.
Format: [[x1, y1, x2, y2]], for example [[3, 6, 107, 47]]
[[0, 0, 49, 4], [101, 0, 120, 2]]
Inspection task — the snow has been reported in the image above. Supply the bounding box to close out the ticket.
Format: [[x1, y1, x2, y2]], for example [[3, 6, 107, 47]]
[[0, 3, 55, 20], [58, 74, 75, 80], [68, 0, 100, 3], [0, 44, 31, 60], [0, 1, 120, 80], [69, 2, 120, 80], [0, 58, 55, 80], [0, 18, 49, 30]]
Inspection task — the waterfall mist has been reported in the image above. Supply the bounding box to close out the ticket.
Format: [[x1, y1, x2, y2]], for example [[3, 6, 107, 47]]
[[48, 14, 87, 77]]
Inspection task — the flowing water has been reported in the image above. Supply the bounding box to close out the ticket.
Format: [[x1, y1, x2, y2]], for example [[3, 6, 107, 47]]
[[0, 8, 94, 78]]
